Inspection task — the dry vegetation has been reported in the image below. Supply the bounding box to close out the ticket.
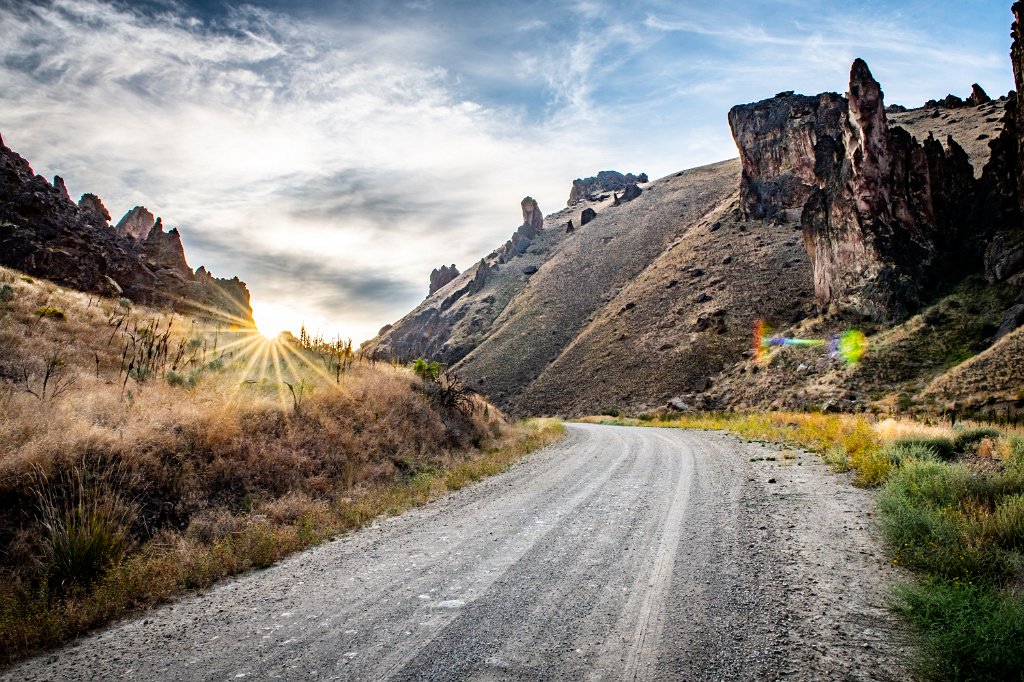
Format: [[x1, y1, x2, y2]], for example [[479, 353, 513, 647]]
[[0, 266, 564, 663], [581, 410, 1024, 680]]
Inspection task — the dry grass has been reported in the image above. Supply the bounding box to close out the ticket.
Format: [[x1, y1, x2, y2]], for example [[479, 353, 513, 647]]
[[0, 267, 565, 663]]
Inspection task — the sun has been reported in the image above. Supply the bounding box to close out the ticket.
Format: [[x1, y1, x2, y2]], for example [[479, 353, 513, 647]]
[[250, 302, 295, 341]]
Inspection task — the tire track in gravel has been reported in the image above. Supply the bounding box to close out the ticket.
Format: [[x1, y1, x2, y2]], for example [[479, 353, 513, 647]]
[[3, 424, 909, 681]]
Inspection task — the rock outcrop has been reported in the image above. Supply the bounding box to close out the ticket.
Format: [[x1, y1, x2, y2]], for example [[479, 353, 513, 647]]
[[78, 193, 111, 224], [968, 83, 992, 107], [567, 171, 648, 206], [0, 130, 253, 325], [115, 206, 157, 241], [497, 196, 544, 263], [728, 91, 846, 219], [732, 59, 982, 321], [428, 264, 460, 296], [581, 208, 597, 226]]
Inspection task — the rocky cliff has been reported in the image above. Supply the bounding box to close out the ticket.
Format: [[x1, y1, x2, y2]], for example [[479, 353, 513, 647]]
[[0, 131, 253, 325], [730, 59, 1014, 323]]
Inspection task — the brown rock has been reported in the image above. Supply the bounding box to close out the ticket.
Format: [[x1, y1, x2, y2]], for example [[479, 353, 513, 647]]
[[115, 206, 157, 241], [429, 263, 460, 296], [728, 91, 846, 219], [967, 83, 992, 107], [581, 207, 597, 226], [78, 193, 111, 224]]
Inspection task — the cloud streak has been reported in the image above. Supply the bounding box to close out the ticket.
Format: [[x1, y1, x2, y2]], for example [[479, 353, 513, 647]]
[[0, 0, 1014, 341]]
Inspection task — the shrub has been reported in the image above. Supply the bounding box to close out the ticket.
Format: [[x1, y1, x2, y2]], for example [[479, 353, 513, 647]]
[[637, 412, 654, 422], [0, 284, 13, 302], [882, 442, 938, 467], [889, 436, 956, 461], [985, 494, 1024, 551], [35, 464, 137, 590], [954, 427, 1002, 453], [411, 357, 442, 382], [117, 297, 132, 309], [601, 407, 621, 418], [894, 581, 1024, 681], [20, 276, 33, 283], [34, 306, 64, 321]]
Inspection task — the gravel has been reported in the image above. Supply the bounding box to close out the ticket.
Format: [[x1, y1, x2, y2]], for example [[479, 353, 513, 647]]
[[3, 424, 909, 680]]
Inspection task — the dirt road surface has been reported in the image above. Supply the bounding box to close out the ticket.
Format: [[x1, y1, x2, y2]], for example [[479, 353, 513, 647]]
[[4, 424, 909, 680]]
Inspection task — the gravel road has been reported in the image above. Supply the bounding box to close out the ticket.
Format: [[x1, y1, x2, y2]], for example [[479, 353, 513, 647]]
[[4, 424, 909, 681]]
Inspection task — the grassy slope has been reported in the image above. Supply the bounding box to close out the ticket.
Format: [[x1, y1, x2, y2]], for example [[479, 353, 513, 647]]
[[0, 266, 564, 663]]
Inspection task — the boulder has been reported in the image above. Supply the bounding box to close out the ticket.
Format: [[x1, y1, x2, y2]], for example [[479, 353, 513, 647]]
[[581, 207, 597, 226], [621, 183, 642, 202]]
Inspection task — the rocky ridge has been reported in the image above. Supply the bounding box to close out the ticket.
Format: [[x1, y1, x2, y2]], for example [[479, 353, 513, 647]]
[[0, 131, 252, 325], [367, 37, 1018, 417]]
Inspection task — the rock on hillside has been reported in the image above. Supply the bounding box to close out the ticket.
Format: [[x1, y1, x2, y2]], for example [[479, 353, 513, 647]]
[[429, 264, 460, 296], [0, 131, 253, 325], [568, 170, 648, 206]]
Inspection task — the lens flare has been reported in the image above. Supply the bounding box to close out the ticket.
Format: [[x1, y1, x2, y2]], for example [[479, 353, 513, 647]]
[[753, 320, 867, 365]]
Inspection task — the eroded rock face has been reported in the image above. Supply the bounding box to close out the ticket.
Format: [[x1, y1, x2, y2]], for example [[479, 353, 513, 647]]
[[567, 171, 648, 206], [115, 206, 157, 241], [498, 197, 545, 263], [968, 83, 992, 107], [78, 193, 111, 224], [732, 59, 981, 321], [728, 91, 846, 219], [800, 59, 979, 320], [429, 264, 460, 296], [0, 130, 253, 325]]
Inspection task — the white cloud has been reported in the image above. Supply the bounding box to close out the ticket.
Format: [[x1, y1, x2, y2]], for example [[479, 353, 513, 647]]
[[0, 0, 611, 342]]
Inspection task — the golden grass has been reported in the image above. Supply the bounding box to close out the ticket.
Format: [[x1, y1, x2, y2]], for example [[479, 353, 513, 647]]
[[0, 267, 567, 663]]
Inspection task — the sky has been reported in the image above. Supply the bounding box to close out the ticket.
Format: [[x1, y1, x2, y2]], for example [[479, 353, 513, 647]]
[[0, 0, 1015, 342]]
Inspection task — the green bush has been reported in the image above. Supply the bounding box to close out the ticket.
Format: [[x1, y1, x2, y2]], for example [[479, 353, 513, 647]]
[[637, 412, 654, 422], [0, 284, 13, 302], [166, 370, 202, 388], [985, 494, 1024, 551], [954, 427, 1002, 453], [34, 306, 64, 321], [411, 357, 442, 383], [35, 466, 135, 589], [600, 407, 621, 418], [883, 441, 938, 467], [890, 436, 956, 461], [894, 581, 1024, 681], [117, 297, 132, 309]]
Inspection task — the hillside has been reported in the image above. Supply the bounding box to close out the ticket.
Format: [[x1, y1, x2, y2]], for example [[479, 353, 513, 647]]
[[366, 75, 1016, 417]]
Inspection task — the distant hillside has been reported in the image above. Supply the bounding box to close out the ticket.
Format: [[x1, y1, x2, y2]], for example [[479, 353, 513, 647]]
[[0, 133, 253, 327], [365, 60, 1020, 418]]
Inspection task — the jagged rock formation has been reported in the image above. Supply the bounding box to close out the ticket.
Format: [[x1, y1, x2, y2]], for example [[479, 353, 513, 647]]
[[78, 193, 111, 224], [0, 131, 253, 324], [567, 171, 648, 206], [366, 19, 1018, 417], [731, 59, 995, 322], [428, 264, 460, 295], [115, 205, 157, 241], [968, 83, 992, 106], [728, 92, 846, 220], [497, 197, 544, 263]]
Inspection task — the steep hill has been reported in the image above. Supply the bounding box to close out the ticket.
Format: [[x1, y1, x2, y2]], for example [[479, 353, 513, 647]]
[[366, 65, 1015, 417]]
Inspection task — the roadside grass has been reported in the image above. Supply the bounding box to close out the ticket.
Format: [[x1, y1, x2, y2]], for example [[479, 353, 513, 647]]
[[0, 267, 567, 664], [0, 418, 563, 663], [578, 411, 1024, 680]]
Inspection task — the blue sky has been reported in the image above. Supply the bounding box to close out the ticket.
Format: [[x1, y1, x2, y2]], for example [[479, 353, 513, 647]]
[[0, 0, 1014, 340]]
